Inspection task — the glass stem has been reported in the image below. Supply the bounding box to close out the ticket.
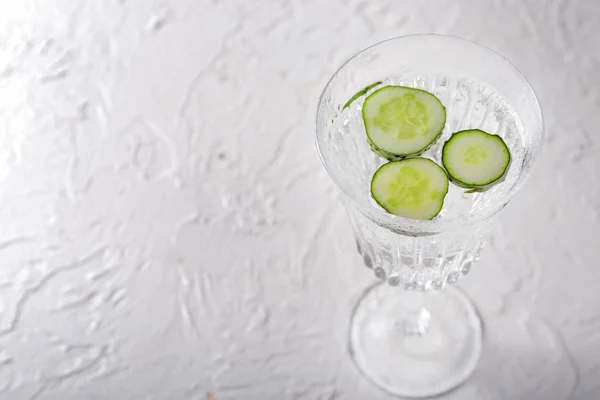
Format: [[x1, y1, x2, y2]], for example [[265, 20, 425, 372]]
[[397, 290, 430, 336]]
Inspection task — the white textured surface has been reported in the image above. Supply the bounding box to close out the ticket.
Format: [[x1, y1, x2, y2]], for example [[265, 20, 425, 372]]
[[0, 0, 598, 399]]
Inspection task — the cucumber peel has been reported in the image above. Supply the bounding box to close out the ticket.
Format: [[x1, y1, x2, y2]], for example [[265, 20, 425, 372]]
[[442, 129, 511, 190], [370, 158, 449, 220], [464, 188, 485, 194], [343, 81, 382, 109], [363, 86, 446, 160]]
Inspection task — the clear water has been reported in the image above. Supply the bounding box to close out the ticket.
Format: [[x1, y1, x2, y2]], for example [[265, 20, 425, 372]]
[[334, 74, 526, 222]]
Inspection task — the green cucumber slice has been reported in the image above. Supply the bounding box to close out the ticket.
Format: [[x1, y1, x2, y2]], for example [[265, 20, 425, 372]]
[[370, 158, 449, 220], [363, 86, 446, 159], [442, 129, 511, 189], [343, 81, 382, 109]]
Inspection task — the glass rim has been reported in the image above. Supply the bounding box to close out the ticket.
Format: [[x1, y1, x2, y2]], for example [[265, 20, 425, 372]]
[[314, 33, 544, 234]]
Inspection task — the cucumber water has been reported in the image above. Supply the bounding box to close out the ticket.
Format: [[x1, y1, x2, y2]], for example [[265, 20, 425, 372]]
[[337, 76, 524, 221]]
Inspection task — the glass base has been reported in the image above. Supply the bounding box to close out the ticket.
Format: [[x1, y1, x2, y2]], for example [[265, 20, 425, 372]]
[[349, 282, 482, 398]]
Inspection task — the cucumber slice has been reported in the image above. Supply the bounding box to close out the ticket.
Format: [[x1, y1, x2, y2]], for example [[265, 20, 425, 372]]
[[343, 81, 382, 109], [442, 129, 511, 189], [363, 86, 446, 159], [371, 158, 449, 220]]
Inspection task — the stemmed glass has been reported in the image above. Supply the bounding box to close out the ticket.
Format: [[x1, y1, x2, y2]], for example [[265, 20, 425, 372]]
[[315, 35, 543, 398]]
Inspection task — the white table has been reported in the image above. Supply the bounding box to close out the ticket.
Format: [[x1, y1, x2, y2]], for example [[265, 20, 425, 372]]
[[0, 0, 598, 398]]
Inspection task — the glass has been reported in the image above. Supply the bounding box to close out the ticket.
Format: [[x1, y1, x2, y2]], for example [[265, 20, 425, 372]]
[[315, 35, 543, 398]]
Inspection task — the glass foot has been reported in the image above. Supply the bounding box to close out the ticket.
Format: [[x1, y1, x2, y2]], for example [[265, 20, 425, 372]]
[[349, 282, 482, 398]]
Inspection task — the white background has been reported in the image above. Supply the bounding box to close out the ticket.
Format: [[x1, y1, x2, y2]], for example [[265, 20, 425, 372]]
[[0, 0, 598, 399]]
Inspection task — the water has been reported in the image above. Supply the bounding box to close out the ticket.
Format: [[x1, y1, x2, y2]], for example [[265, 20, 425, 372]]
[[333, 74, 526, 222]]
